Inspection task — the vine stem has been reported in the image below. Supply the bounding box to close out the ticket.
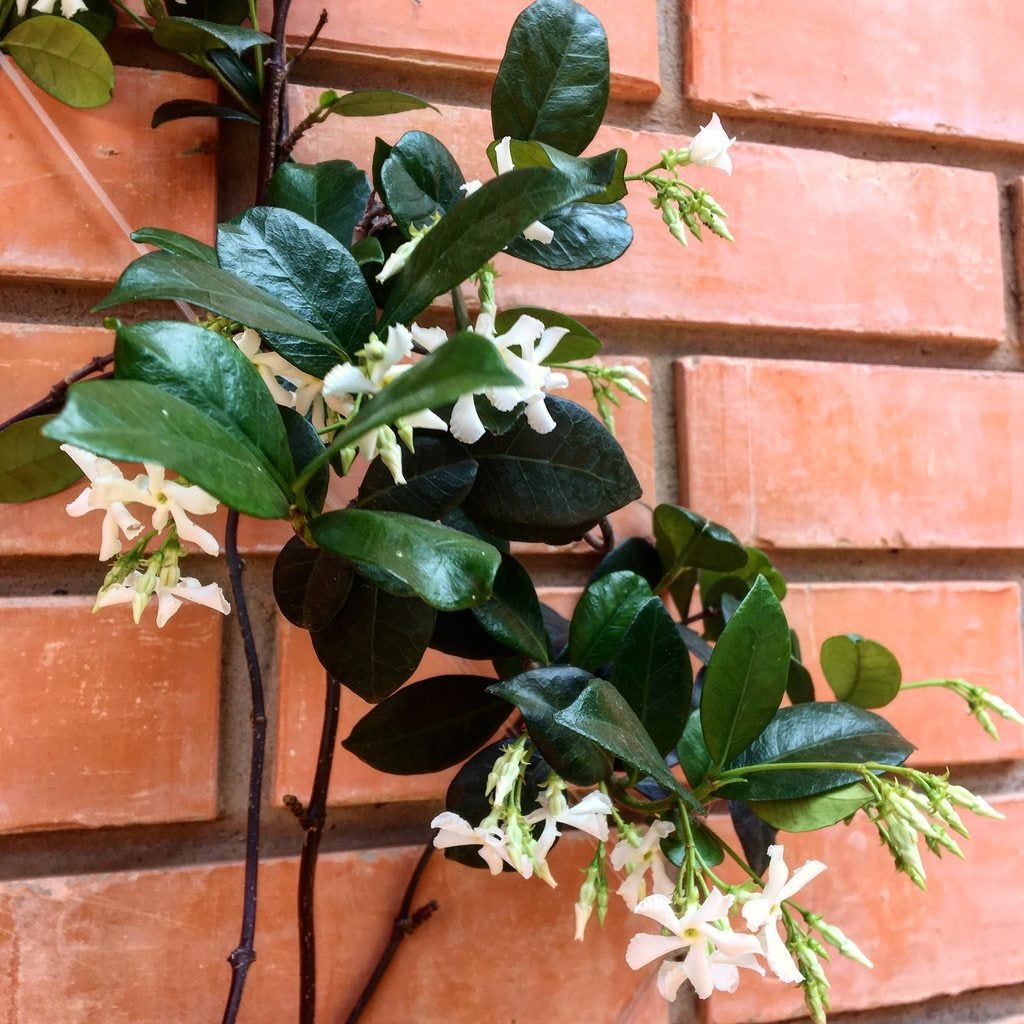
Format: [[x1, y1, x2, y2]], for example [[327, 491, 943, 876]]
[[0, 357, 113, 433]]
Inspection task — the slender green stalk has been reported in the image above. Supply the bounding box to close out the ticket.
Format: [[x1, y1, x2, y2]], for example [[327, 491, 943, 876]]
[[248, 0, 265, 90]]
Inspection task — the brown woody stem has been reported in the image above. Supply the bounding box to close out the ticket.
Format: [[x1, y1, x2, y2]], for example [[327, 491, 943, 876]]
[[0, 356, 113, 434]]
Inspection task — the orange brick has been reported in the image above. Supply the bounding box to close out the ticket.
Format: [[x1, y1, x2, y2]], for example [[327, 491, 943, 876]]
[[677, 357, 1024, 549], [290, 90, 1004, 343], [686, 0, 1024, 146], [1, 67, 217, 285], [0, 596, 221, 833], [784, 582, 1024, 765], [271, 0, 660, 100], [0, 838, 652, 1022], [706, 795, 1024, 1022]]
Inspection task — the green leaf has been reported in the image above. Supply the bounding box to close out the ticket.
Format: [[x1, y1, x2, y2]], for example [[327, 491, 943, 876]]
[[310, 509, 502, 612], [113, 320, 294, 486], [217, 206, 376, 373], [700, 575, 792, 769], [42, 380, 290, 519], [350, 237, 384, 267], [431, 609, 514, 660], [612, 597, 692, 754], [554, 677, 701, 810], [273, 535, 354, 632], [380, 131, 466, 235], [94, 252, 335, 350], [721, 703, 915, 802], [265, 160, 370, 249], [662, 815, 724, 868], [677, 710, 712, 789], [491, 0, 609, 156], [379, 166, 602, 330], [3, 16, 113, 108], [700, 547, 788, 641], [787, 631, 815, 705], [343, 674, 510, 774], [751, 783, 873, 833], [171, 0, 248, 23], [460, 397, 641, 543], [569, 570, 651, 670], [655, 504, 748, 582], [311, 577, 435, 703], [493, 306, 601, 364], [153, 16, 272, 54], [821, 634, 902, 709], [506, 200, 632, 270], [590, 538, 663, 590], [489, 667, 610, 785], [71, 0, 116, 42], [471, 554, 550, 663], [320, 88, 437, 117], [0, 415, 81, 503], [207, 47, 259, 102], [151, 98, 259, 128], [486, 140, 626, 203], [280, 407, 329, 513], [131, 227, 218, 265]]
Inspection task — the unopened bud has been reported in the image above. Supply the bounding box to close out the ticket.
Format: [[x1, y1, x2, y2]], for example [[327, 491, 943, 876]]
[[947, 784, 1004, 820]]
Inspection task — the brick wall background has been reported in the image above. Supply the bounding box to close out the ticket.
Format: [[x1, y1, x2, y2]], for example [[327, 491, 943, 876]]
[[1, 2, 1023, 1022]]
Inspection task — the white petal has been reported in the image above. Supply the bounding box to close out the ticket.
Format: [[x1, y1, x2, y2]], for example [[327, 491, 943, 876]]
[[168, 507, 221, 557], [657, 961, 689, 1002], [523, 220, 554, 244], [616, 870, 647, 910], [609, 838, 636, 872], [233, 328, 261, 359], [93, 581, 136, 609], [154, 590, 183, 628], [403, 409, 448, 433], [704, 924, 764, 961], [778, 859, 827, 902], [683, 943, 716, 999], [460, 180, 483, 197], [163, 480, 219, 516], [741, 896, 772, 933], [65, 487, 93, 518], [449, 393, 486, 444], [410, 324, 449, 352], [486, 386, 523, 413], [634, 894, 682, 934], [693, 887, 734, 925], [494, 136, 515, 175], [99, 510, 124, 560], [534, 326, 569, 364], [167, 578, 231, 616], [708, 959, 741, 994], [648, 852, 676, 898], [524, 395, 557, 434], [323, 363, 377, 398], [496, 314, 545, 352], [764, 921, 802, 984], [625, 932, 686, 971], [762, 844, 790, 904]]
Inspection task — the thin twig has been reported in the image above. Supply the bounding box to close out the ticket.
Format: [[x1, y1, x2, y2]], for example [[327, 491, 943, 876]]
[[220, 511, 269, 1024], [287, 8, 329, 72], [0, 357, 113, 434], [341, 842, 438, 1024], [582, 516, 615, 555], [255, 0, 293, 201], [297, 672, 342, 1024]]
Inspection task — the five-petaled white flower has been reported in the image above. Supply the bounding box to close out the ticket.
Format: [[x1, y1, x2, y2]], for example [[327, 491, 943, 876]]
[[430, 811, 509, 875], [137, 463, 221, 556], [741, 844, 826, 984], [687, 113, 736, 175], [26, 0, 88, 17], [610, 820, 677, 909], [95, 570, 230, 628], [234, 328, 328, 429], [626, 891, 765, 1001], [526, 787, 612, 860]]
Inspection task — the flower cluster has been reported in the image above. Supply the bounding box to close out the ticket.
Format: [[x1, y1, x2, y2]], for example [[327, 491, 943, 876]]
[[15, 0, 86, 18]]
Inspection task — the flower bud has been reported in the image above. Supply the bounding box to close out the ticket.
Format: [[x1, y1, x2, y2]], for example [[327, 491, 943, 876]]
[[982, 691, 1024, 725], [807, 915, 874, 969], [947, 784, 1004, 820]]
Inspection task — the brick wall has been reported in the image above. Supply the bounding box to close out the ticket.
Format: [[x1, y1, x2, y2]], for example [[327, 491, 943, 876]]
[[1, 3, 1023, 1023]]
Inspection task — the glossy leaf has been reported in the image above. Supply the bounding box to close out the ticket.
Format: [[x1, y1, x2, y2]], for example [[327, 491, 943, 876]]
[[460, 397, 641, 543], [662, 815, 724, 868], [350, 237, 384, 267], [310, 509, 502, 612], [471, 554, 550, 663], [486, 140, 626, 205], [506, 200, 632, 270], [589, 537, 663, 590], [729, 801, 776, 875], [700, 576, 792, 769], [751, 783, 873, 833], [431, 609, 513, 660], [489, 667, 610, 786], [612, 597, 692, 754], [131, 227, 218, 265], [265, 160, 370, 249], [787, 631, 816, 705], [493, 306, 601, 364], [343, 674, 510, 774], [380, 131, 466, 234], [320, 88, 437, 117], [273, 535, 354, 632], [720, 703, 915, 802], [153, 17, 272, 54], [654, 504, 748, 584], [43, 380, 290, 518], [700, 546, 788, 640], [491, 0, 609, 155], [676, 710, 712, 789], [217, 206, 375, 373], [821, 634, 902, 709], [3, 16, 113, 108], [0, 415, 81, 503], [568, 571, 651, 671], [279, 407, 329, 514], [151, 99, 260, 127], [71, 0, 116, 42]]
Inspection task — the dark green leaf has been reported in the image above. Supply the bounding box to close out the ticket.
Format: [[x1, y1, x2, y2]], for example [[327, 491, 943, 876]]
[[350, 237, 385, 267], [471, 554, 550, 662], [721, 703, 915, 802], [569, 570, 651, 670], [493, 306, 601, 364], [0, 415, 81, 503], [217, 206, 375, 373], [320, 88, 437, 117], [460, 396, 641, 543], [265, 161, 370, 249], [131, 227, 218, 265], [310, 509, 502, 612], [113, 320, 294, 486], [787, 631, 816, 705], [273, 535, 353, 632], [431, 609, 513, 660], [280, 407, 329, 513], [662, 815, 724, 868], [380, 131, 465, 235], [729, 801, 776, 875], [489, 666, 610, 785], [679, 624, 713, 665], [153, 16, 272, 54], [3, 16, 113, 108], [311, 577, 435, 702], [505, 200, 632, 271], [42, 380, 290, 519], [751, 783, 873, 833], [655, 504, 748, 584], [486, 140, 626, 205], [700, 576, 792, 769], [590, 538, 663, 590], [151, 98, 259, 128], [676, 710, 711, 788], [170, 0, 247, 23], [68, 0, 115, 41], [343, 674, 509, 774], [207, 47, 259, 102], [612, 597, 692, 754], [491, 0, 609, 155], [821, 634, 902, 709]]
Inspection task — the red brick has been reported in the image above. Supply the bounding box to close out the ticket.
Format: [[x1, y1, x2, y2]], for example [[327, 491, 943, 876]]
[[290, 90, 1004, 343], [784, 582, 1024, 765], [270, 0, 660, 100], [0, 67, 217, 285], [686, 0, 1024, 146], [0, 596, 221, 833], [0, 838, 654, 1023], [677, 357, 1024, 550], [706, 795, 1024, 1022]]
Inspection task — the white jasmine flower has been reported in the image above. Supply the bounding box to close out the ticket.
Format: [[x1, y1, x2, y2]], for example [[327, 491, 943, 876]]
[[95, 570, 230, 628], [234, 329, 328, 430], [376, 215, 439, 284], [430, 811, 509, 875], [742, 844, 826, 984], [32, 0, 87, 15], [526, 785, 612, 859], [610, 820, 677, 909], [127, 463, 220, 556], [686, 113, 736, 175], [626, 891, 764, 1001], [493, 137, 554, 243], [61, 445, 147, 561]]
